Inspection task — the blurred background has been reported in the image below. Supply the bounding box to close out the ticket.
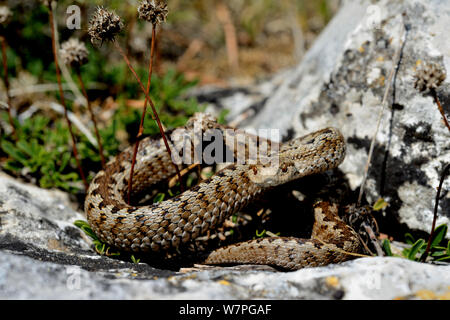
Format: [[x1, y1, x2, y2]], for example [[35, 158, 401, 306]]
[[2, 0, 340, 85], [0, 0, 340, 192]]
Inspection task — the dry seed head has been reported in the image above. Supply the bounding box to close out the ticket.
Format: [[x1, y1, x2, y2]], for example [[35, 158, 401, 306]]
[[40, 0, 56, 8], [88, 6, 123, 45], [60, 38, 89, 69], [414, 61, 446, 94], [138, 0, 168, 25], [0, 6, 12, 25]]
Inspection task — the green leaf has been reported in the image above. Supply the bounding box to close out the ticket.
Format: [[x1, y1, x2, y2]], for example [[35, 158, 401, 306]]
[[59, 152, 71, 172], [74, 220, 99, 241], [431, 250, 448, 257], [430, 224, 448, 248], [16, 140, 33, 157], [407, 239, 426, 260], [153, 193, 165, 203], [217, 109, 230, 125], [2, 140, 28, 165], [74, 220, 89, 229], [3, 161, 22, 172], [60, 172, 79, 182], [186, 174, 196, 188], [255, 229, 266, 238], [435, 255, 450, 262], [95, 242, 106, 255], [382, 239, 393, 256], [405, 233, 415, 245]]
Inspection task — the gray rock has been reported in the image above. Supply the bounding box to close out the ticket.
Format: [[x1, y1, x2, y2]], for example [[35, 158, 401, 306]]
[[0, 173, 173, 280], [1, 0, 449, 301], [1, 172, 450, 299], [1, 249, 449, 299], [196, 0, 450, 238]]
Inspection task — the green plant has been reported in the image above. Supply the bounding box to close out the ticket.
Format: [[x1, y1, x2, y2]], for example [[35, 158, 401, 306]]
[[115, 70, 204, 138], [255, 229, 266, 238], [74, 220, 120, 256], [0, 67, 203, 194], [0, 112, 118, 192], [1, 115, 80, 192], [43, 0, 88, 190], [382, 224, 450, 262], [131, 255, 141, 264]]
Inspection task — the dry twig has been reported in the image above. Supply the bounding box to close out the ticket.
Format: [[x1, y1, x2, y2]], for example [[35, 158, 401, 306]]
[[357, 26, 406, 206], [421, 163, 450, 262], [47, 2, 88, 190]]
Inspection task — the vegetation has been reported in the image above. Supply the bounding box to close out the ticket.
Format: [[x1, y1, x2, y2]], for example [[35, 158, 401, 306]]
[[1, 0, 335, 193], [0, 69, 202, 192], [382, 224, 450, 263]]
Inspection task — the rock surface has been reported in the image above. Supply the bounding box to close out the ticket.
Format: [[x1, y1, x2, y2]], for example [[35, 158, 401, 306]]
[[1, 172, 450, 299], [1, 249, 449, 300], [197, 0, 450, 238], [1, 0, 450, 300]]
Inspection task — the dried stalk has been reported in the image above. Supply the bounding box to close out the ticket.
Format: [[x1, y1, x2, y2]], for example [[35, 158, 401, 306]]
[[48, 4, 88, 190], [112, 39, 183, 203], [421, 163, 450, 262], [216, 1, 239, 72], [431, 89, 450, 132], [357, 26, 405, 206], [76, 71, 106, 168], [0, 34, 16, 140], [127, 25, 157, 204]]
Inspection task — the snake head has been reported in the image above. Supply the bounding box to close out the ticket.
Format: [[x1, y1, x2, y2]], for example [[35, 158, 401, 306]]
[[248, 127, 346, 187], [185, 112, 219, 130], [247, 159, 297, 187]]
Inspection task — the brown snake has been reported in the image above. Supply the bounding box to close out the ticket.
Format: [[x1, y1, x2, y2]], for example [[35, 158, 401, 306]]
[[85, 113, 361, 270]]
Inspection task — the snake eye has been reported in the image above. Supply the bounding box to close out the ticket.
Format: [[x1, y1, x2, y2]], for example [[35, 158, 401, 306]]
[[281, 164, 288, 173]]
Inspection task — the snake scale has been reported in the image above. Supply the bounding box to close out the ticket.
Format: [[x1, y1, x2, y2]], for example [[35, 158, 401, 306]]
[[85, 113, 361, 270]]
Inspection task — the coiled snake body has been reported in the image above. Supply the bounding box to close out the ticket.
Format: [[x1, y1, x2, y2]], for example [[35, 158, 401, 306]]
[[85, 113, 361, 270]]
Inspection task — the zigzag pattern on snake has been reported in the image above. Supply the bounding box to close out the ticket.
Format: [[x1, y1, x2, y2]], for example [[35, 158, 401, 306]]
[[84, 113, 361, 270]]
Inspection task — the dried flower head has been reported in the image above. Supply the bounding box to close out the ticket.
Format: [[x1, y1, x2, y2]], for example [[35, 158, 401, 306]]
[[40, 0, 56, 8], [88, 7, 123, 45], [60, 38, 89, 69], [414, 61, 447, 94], [0, 6, 12, 25], [138, 0, 168, 25]]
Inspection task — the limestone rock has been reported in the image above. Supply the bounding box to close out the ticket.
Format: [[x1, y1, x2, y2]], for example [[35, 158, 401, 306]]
[[196, 0, 450, 237], [1, 247, 449, 299], [1, 0, 449, 301], [1, 172, 449, 299]]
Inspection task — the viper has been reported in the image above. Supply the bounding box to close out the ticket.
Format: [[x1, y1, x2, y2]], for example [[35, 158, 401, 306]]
[[84, 113, 362, 270]]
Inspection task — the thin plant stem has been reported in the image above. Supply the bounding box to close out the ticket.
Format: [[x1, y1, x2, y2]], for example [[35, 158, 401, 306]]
[[76, 71, 106, 169], [0, 35, 17, 140], [112, 40, 183, 203], [357, 26, 405, 206], [128, 25, 156, 204], [431, 89, 450, 132], [421, 163, 450, 262], [48, 4, 88, 191], [216, 1, 239, 73]]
